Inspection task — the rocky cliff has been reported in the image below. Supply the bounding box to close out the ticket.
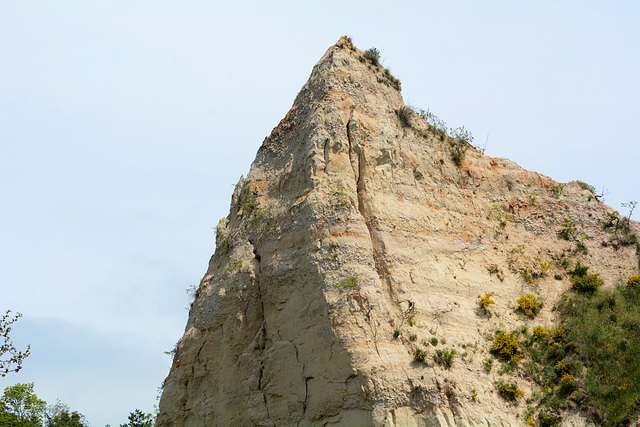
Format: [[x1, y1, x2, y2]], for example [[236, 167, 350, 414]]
[[156, 37, 639, 426]]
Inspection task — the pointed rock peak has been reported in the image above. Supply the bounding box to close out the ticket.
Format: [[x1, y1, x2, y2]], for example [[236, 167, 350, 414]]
[[157, 33, 640, 427], [309, 36, 402, 93]]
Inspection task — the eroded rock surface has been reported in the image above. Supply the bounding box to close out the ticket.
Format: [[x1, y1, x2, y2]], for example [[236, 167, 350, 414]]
[[156, 37, 639, 426]]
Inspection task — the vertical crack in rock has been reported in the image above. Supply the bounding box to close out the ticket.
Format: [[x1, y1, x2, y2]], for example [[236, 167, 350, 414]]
[[303, 376, 313, 414], [249, 239, 270, 420], [346, 114, 402, 322], [323, 138, 330, 173]]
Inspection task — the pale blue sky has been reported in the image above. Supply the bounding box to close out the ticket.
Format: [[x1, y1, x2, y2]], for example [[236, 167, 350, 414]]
[[1, 1, 638, 425]]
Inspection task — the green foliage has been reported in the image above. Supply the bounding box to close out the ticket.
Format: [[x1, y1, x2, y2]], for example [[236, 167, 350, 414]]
[[577, 181, 595, 194], [226, 260, 243, 272], [430, 337, 438, 346], [46, 401, 88, 427], [329, 184, 349, 211], [0, 383, 46, 426], [363, 47, 381, 66], [603, 210, 622, 231], [408, 334, 417, 342], [1, 311, 30, 377], [239, 195, 258, 214], [556, 283, 640, 425], [554, 358, 581, 377], [570, 272, 603, 294], [413, 348, 427, 362], [395, 106, 411, 127], [604, 204, 638, 248], [516, 294, 543, 318], [448, 127, 472, 166], [406, 311, 416, 327], [416, 109, 448, 136], [558, 218, 577, 240], [558, 218, 589, 253], [433, 348, 456, 369], [491, 330, 520, 361], [186, 278, 205, 301], [120, 409, 153, 427], [551, 184, 564, 198], [497, 380, 525, 400], [393, 327, 401, 339], [337, 272, 361, 291], [483, 358, 494, 372], [215, 229, 230, 255], [537, 411, 561, 427]]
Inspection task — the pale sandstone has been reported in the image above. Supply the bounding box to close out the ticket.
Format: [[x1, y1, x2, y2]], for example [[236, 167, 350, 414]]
[[156, 37, 639, 426]]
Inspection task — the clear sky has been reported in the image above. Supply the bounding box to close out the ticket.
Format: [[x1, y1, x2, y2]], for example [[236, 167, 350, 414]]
[[1, 1, 638, 425]]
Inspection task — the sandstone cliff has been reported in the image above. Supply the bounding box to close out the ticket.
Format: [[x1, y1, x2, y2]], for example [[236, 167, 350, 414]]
[[156, 37, 639, 426]]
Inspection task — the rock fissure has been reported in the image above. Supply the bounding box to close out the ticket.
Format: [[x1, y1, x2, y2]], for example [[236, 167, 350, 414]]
[[249, 239, 270, 420], [346, 115, 403, 324]]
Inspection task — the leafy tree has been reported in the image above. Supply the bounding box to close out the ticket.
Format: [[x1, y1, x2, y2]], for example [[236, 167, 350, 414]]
[[0, 407, 25, 427], [120, 409, 153, 427], [1, 311, 30, 376], [0, 383, 46, 426], [44, 401, 88, 427]]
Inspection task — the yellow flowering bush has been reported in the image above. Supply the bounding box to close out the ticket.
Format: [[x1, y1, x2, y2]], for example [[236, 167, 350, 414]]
[[516, 293, 543, 318], [532, 326, 549, 342], [498, 381, 525, 400], [478, 291, 495, 313], [492, 330, 520, 361], [628, 274, 640, 287]]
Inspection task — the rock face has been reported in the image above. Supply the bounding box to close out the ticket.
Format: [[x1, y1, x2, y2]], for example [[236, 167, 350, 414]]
[[156, 37, 639, 426]]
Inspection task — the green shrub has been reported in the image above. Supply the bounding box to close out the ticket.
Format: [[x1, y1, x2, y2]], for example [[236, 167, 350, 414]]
[[572, 261, 589, 278], [569, 262, 602, 294], [556, 284, 640, 425], [430, 337, 438, 346], [448, 138, 468, 166], [407, 311, 416, 326], [413, 348, 427, 362], [393, 327, 401, 339], [558, 218, 577, 240], [558, 372, 577, 393], [395, 106, 411, 127], [433, 348, 456, 369], [577, 181, 595, 194], [571, 273, 603, 293], [240, 196, 258, 214], [409, 334, 417, 342], [483, 358, 494, 372], [538, 412, 560, 427], [226, 260, 243, 272], [551, 184, 564, 198], [516, 294, 543, 318], [364, 47, 380, 66], [337, 273, 361, 291], [497, 380, 525, 400], [491, 330, 520, 361], [329, 184, 349, 210]]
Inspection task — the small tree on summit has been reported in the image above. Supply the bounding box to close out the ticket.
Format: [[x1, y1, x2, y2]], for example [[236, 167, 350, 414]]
[[120, 409, 153, 427]]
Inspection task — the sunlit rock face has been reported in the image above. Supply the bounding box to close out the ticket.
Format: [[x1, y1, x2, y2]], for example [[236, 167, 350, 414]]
[[156, 37, 638, 427]]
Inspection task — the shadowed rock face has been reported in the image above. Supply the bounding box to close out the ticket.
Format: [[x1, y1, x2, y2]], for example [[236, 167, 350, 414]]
[[156, 37, 638, 426]]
